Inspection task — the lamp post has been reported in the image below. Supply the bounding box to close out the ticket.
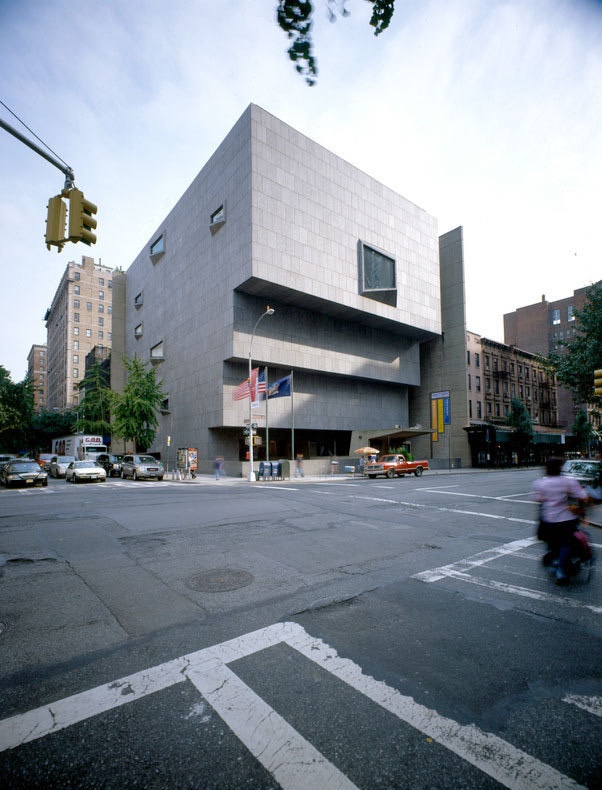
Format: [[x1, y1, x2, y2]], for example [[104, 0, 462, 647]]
[[248, 306, 274, 481]]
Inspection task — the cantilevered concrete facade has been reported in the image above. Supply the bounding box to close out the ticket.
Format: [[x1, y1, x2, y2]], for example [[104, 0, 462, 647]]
[[122, 104, 442, 465]]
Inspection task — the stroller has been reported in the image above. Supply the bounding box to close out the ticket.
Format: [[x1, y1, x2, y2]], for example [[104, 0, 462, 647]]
[[540, 517, 595, 584]]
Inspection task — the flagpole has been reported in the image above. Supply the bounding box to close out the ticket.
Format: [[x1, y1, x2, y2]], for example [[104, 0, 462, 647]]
[[265, 366, 269, 462], [290, 370, 295, 464], [247, 307, 274, 482]]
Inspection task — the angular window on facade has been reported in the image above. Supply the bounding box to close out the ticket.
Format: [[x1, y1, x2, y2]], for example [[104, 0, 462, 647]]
[[134, 291, 144, 308], [150, 341, 164, 361], [150, 234, 165, 262], [359, 243, 396, 306], [210, 204, 226, 234], [134, 323, 143, 338]]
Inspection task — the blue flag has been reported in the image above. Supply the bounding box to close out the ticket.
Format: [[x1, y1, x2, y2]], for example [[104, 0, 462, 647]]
[[264, 374, 291, 399]]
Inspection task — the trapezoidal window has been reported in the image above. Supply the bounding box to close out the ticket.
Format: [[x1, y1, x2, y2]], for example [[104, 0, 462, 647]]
[[150, 234, 165, 263], [210, 204, 226, 235], [359, 242, 397, 307]]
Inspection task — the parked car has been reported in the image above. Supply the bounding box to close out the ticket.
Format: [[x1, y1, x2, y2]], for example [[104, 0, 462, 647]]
[[561, 459, 601, 499], [49, 455, 77, 478], [37, 453, 55, 469], [121, 454, 164, 481], [0, 459, 48, 488], [0, 454, 18, 472], [96, 453, 123, 477], [65, 460, 107, 483]]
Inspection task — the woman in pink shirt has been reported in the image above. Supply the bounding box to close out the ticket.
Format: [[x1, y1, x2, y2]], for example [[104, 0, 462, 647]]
[[532, 457, 588, 584]]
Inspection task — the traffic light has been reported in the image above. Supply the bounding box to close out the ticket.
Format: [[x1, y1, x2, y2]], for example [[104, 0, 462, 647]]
[[68, 188, 97, 245], [594, 369, 602, 397], [45, 194, 67, 251]]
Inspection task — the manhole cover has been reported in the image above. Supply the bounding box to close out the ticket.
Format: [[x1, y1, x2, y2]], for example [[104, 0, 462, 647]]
[[186, 568, 254, 593]]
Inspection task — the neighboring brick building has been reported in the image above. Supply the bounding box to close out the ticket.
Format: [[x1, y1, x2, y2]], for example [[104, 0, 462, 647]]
[[27, 343, 47, 412], [503, 284, 600, 429], [44, 256, 114, 411], [463, 332, 561, 466]]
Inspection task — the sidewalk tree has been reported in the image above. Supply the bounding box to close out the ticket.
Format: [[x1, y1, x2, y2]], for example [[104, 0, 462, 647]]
[[0, 366, 34, 451], [76, 361, 113, 437], [507, 397, 534, 465], [112, 355, 166, 452], [544, 282, 602, 407], [277, 0, 395, 85], [571, 409, 595, 457]]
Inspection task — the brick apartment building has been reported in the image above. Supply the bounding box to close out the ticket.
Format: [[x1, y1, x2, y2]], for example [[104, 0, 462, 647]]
[[27, 343, 47, 412], [44, 256, 114, 411], [504, 283, 600, 430]]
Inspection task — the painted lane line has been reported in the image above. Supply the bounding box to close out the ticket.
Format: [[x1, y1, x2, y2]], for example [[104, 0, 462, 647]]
[[0, 657, 189, 750], [434, 570, 602, 615], [283, 623, 584, 790], [350, 495, 536, 525], [563, 695, 602, 717], [420, 489, 534, 504], [186, 655, 358, 790], [0, 622, 585, 789], [413, 537, 539, 582]]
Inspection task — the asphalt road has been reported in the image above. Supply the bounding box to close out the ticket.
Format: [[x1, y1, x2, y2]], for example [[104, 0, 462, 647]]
[[0, 469, 600, 789]]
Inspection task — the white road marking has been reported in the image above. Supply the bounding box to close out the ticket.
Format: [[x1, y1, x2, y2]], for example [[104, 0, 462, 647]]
[[413, 537, 539, 582], [350, 496, 536, 524], [0, 622, 586, 789], [563, 695, 602, 717]]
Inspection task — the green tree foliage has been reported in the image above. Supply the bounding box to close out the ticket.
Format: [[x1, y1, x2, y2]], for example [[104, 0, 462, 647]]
[[277, 0, 395, 85], [77, 362, 113, 437], [507, 397, 534, 464], [112, 355, 166, 452], [29, 410, 77, 452], [571, 409, 595, 457], [544, 282, 602, 408], [0, 366, 34, 451]]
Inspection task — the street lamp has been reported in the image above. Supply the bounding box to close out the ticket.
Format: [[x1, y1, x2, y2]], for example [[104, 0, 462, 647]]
[[248, 306, 275, 481]]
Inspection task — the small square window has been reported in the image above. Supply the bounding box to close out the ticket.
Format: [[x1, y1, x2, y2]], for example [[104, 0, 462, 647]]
[[74, 312, 79, 322], [73, 368, 79, 378], [74, 285, 80, 294], [210, 204, 226, 234], [98, 331, 104, 339], [74, 327, 79, 336], [87, 302, 92, 311], [150, 234, 165, 261], [99, 291, 104, 300], [99, 278, 104, 286], [99, 317, 104, 326], [86, 329, 92, 338], [150, 340, 164, 362], [99, 304, 104, 313], [74, 299, 80, 308]]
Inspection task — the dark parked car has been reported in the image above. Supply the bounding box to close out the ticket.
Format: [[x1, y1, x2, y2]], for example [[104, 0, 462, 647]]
[[96, 453, 123, 477], [0, 460, 48, 488]]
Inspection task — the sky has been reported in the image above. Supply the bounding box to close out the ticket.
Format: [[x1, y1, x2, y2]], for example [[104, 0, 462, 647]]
[[1, 0, 600, 381]]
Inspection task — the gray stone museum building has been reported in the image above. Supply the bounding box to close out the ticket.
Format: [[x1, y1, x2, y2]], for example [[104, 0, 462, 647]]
[[113, 104, 470, 472]]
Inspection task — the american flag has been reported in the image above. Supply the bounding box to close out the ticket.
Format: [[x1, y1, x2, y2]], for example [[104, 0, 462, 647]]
[[232, 368, 266, 401]]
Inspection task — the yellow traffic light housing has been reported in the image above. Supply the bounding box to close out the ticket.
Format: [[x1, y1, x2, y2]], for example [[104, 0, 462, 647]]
[[594, 369, 602, 397], [68, 187, 97, 245], [45, 194, 67, 251]]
